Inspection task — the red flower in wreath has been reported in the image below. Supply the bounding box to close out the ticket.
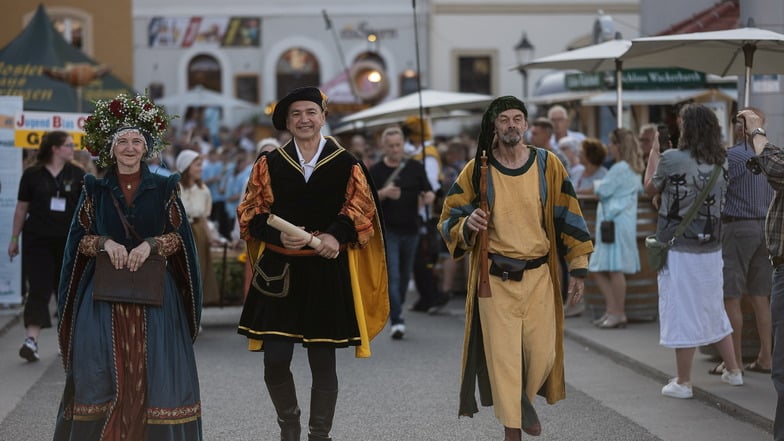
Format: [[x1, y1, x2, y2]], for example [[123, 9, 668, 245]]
[[155, 116, 167, 131], [109, 100, 124, 117]]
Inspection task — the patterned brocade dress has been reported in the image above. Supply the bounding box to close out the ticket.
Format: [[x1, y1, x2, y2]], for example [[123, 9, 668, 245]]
[[53, 167, 203, 441]]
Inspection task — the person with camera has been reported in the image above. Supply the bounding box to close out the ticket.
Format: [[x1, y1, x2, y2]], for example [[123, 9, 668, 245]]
[[588, 128, 645, 328], [709, 107, 773, 378], [369, 126, 434, 339], [644, 103, 742, 400], [736, 108, 784, 440]]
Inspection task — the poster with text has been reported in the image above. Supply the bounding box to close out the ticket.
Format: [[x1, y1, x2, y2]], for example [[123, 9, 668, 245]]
[[0, 96, 23, 304]]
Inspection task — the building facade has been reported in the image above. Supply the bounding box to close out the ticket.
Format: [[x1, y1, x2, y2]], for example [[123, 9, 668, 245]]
[[1, 1, 133, 86]]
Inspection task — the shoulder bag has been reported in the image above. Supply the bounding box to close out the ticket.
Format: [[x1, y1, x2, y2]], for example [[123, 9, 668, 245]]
[[93, 192, 166, 306], [645, 165, 720, 271], [599, 202, 615, 244]]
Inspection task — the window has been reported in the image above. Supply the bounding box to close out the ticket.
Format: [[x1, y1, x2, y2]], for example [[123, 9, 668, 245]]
[[235, 74, 259, 104], [458, 55, 492, 95], [276, 48, 320, 100], [188, 55, 222, 92], [52, 17, 84, 50], [26, 7, 92, 55]]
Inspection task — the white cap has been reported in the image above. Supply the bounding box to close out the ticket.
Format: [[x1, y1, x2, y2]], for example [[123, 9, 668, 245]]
[[257, 137, 281, 154], [175, 149, 200, 173]]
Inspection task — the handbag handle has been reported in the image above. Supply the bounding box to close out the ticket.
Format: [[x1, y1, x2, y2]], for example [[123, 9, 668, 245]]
[[669, 165, 721, 244]]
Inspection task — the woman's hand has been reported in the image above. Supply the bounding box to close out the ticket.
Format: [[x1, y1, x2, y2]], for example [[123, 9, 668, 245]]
[[127, 241, 152, 272], [103, 239, 129, 270], [8, 239, 19, 261]]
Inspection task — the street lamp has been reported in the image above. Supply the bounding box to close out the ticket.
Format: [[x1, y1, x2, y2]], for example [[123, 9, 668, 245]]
[[514, 32, 535, 98]]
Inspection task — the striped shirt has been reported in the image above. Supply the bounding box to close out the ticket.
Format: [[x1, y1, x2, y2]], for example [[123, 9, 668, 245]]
[[756, 142, 784, 258], [722, 142, 774, 219]]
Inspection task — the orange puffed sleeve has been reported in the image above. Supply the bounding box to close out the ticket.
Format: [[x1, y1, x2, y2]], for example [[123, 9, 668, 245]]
[[341, 164, 376, 247], [237, 156, 274, 240]]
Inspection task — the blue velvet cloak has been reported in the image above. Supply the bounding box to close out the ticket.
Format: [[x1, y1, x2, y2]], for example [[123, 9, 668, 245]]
[[53, 164, 203, 441]]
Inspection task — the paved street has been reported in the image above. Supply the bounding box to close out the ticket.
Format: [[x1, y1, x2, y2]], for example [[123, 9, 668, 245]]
[[0, 298, 774, 440]]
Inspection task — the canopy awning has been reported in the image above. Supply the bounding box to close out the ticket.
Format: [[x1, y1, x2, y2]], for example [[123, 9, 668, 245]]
[[526, 91, 601, 106], [581, 88, 737, 106]]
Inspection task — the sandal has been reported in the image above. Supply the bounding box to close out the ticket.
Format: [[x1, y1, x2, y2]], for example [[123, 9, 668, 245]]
[[745, 360, 772, 374], [708, 361, 726, 375]]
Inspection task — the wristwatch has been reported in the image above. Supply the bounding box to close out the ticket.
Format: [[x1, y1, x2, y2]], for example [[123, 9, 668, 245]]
[[751, 127, 767, 139]]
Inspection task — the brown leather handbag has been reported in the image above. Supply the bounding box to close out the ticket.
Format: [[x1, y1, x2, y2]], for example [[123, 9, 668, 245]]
[[92, 192, 166, 306], [93, 252, 166, 306]]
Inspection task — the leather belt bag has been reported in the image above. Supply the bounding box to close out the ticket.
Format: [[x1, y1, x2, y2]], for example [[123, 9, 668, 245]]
[[488, 253, 548, 282]]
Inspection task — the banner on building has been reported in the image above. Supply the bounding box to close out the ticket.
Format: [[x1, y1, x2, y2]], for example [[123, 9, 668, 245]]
[[148, 16, 261, 48], [14, 111, 89, 149], [0, 96, 23, 305]]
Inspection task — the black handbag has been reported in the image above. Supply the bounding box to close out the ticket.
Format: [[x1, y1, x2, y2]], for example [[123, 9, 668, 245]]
[[252, 250, 291, 298], [600, 220, 615, 244], [599, 202, 615, 244]]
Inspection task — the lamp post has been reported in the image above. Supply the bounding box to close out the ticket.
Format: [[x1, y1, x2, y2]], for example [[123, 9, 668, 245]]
[[514, 32, 535, 98]]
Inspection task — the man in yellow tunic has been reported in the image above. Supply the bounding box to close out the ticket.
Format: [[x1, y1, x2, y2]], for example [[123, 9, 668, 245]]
[[438, 96, 593, 440]]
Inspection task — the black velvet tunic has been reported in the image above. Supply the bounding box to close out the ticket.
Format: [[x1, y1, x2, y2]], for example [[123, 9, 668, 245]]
[[238, 139, 367, 347]]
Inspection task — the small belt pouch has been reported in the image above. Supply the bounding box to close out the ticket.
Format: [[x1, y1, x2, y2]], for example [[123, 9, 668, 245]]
[[252, 250, 291, 298], [489, 254, 528, 282]]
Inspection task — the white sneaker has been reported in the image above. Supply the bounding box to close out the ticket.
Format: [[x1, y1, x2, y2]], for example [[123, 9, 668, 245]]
[[390, 323, 405, 340], [721, 369, 744, 386], [19, 337, 39, 362], [661, 379, 693, 399]]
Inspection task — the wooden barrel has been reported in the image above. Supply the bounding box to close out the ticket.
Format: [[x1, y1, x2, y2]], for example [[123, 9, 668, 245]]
[[581, 195, 659, 322], [699, 295, 765, 361]]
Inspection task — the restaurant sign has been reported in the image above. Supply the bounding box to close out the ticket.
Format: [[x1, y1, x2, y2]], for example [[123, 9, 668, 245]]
[[565, 68, 707, 91]]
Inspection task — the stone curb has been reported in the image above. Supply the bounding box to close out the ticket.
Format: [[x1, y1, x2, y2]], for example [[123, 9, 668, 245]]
[[564, 327, 774, 435]]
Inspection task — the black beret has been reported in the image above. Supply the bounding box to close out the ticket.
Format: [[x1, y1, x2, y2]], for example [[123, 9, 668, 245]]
[[272, 86, 328, 131]]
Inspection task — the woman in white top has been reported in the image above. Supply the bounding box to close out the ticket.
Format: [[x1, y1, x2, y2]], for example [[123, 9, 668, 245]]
[[177, 149, 219, 305]]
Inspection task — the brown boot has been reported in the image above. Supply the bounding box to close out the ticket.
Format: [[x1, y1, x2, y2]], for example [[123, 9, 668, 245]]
[[503, 426, 521, 441], [522, 421, 541, 437]]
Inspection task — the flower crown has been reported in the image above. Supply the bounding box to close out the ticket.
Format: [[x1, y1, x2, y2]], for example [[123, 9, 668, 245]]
[[84, 93, 174, 168]]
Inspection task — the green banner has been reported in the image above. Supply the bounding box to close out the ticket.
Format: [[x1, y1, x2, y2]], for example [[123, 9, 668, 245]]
[[565, 68, 707, 91]]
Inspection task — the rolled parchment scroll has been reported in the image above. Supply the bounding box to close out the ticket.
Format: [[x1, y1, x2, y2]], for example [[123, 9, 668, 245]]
[[266, 214, 322, 247]]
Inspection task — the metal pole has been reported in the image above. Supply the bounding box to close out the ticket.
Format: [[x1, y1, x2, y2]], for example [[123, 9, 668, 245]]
[[411, 0, 426, 139], [322, 10, 360, 103], [616, 59, 623, 129]]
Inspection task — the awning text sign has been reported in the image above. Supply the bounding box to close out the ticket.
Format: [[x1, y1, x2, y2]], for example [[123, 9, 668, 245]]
[[14, 111, 89, 149], [566, 68, 707, 91]]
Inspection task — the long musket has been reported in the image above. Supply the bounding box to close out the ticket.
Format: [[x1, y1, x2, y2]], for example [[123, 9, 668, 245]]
[[477, 151, 491, 298]]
